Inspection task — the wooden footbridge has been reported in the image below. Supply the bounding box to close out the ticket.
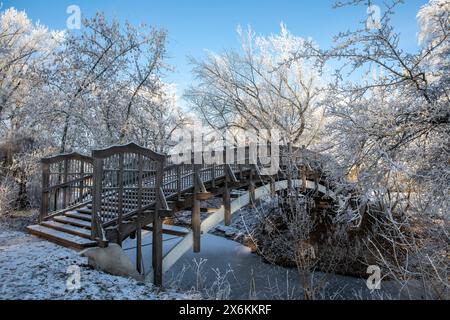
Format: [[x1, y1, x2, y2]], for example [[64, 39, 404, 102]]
[[27, 142, 337, 285]]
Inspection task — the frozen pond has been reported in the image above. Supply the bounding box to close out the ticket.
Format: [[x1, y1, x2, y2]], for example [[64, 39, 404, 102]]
[[123, 231, 424, 300]]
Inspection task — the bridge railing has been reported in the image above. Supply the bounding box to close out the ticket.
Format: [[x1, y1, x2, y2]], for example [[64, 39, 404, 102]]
[[40, 153, 94, 222], [39, 143, 320, 232], [162, 144, 282, 198]]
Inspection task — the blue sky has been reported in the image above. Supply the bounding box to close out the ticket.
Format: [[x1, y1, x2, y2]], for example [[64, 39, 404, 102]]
[[3, 0, 429, 101]]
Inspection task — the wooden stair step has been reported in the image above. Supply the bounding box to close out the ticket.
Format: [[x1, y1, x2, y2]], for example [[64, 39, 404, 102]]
[[54, 216, 92, 228], [98, 205, 148, 213], [26, 225, 97, 250], [76, 208, 92, 215], [40, 220, 92, 239], [65, 211, 92, 221]]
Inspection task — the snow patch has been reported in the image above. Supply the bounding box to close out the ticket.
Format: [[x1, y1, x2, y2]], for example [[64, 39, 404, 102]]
[[0, 224, 196, 300]]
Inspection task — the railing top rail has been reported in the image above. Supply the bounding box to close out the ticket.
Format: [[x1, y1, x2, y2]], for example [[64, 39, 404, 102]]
[[166, 144, 272, 157], [41, 144, 318, 168], [91, 142, 166, 162], [44, 174, 94, 192], [41, 152, 93, 165], [165, 144, 321, 165]]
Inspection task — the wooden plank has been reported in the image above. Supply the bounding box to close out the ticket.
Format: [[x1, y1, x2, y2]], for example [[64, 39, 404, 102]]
[[40, 220, 92, 239], [26, 225, 97, 250], [65, 211, 92, 221], [77, 207, 92, 215], [54, 216, 92, 228]]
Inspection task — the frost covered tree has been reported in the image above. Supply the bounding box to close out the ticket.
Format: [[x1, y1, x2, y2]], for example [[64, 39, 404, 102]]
[[185, 24, 326, 148], [289, 0, 449, 298], [0, 8, 186, 211], [42, 12, 180, 152], [0, 8, 63, 211], [127, 83, 187, 153], [0, 8, 63, 134]]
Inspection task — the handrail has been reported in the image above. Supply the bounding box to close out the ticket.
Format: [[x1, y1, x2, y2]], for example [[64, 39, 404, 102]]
[[42, 174, 93, 192], [40, 143, 326, 237], [42, 200, 92, 222], [41, 152, 93, 165], [40, 153, 94, 222], [92, 142, 165, 161]]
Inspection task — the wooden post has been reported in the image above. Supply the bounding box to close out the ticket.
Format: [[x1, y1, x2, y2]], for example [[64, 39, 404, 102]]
[[249, 167, 256, 206], [192, 165, 201, 253], [152, 210, 163, 285], [153, 159, 165, 286], [284, 143, 293, 199], [223, 180, 231, 226], [314, 171, 319, 196], [54, 162, 61, 211], [39, 162, 50, 223], [223, 143, 232, 226], [211, 149, 216, 188], [63, 159, 69, 208], [136, 224, 142, 274], [92, 158, 104, 240], [270, 179, 276, 197], [136, 155, 143, 274], [116, 154, 124, 246], [301, 165, 307, 193], [176, 165, 181, 201], [78, 161, 85, 203]]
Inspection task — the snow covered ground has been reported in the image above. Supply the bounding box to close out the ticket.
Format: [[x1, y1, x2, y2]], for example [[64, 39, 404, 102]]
[[0, 224, 196, 300]]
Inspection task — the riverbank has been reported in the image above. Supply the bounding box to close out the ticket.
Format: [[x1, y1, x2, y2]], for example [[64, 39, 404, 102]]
[[0, 223, 196, 300]]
